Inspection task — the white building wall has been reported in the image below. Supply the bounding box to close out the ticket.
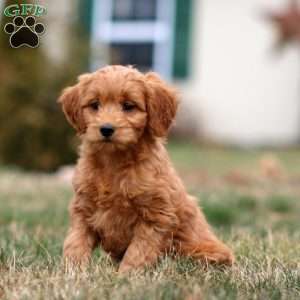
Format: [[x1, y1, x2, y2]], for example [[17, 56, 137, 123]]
[[178, 0, 300, 146], [41, 0, 75, 63]]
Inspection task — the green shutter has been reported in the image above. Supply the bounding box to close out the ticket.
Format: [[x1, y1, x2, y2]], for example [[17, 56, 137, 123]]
[[78, 0, 93, 37], [172, 0, 193, 79], [78, 0, 94, 69]]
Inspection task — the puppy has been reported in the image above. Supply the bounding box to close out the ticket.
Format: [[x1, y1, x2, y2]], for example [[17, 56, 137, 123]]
[[59, 65, 234, 273]]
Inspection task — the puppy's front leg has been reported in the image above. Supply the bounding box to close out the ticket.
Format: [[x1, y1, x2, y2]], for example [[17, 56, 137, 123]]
[[118, 223, 167, 273], [63, 201, 98, 266], [63, 224, 97, 267]]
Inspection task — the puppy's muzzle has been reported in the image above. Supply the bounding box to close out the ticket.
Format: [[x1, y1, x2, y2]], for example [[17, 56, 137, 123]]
[[100, 123, 115, 138]]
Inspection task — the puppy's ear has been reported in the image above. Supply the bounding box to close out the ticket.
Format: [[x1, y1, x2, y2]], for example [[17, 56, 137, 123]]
[[145, 72, 178, 137], [58, 85, 86, 133]]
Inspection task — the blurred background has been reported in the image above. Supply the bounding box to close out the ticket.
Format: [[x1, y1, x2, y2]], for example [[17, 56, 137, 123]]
[[1, 0, 300, 172], [1, 2, 300, 297]]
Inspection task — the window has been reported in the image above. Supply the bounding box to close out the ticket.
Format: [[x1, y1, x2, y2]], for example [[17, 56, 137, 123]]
[[87, 0, 192, 79], [112, 0, 157, 21], [90, 0, 174, 79], [110, 43, 154, 71]]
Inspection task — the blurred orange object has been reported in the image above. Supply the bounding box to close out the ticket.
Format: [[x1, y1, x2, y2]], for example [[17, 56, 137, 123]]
[[267, 0, 300, 47], [260, 153, 285, 180]]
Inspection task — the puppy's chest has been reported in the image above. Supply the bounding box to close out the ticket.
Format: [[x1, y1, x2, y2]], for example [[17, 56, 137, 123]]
[[92, 173, 135, 207], [86, 175, 139, 244], [88, 167, 146, 208]]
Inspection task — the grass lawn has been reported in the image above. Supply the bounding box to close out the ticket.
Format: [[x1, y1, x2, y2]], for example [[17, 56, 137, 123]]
[[0, 141, 300, 299]]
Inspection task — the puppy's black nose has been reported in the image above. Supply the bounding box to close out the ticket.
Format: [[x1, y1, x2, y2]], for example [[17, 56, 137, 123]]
[[100, 123, 115, 138]]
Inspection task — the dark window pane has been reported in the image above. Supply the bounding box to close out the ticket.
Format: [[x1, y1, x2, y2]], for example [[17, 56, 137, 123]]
[[112, 0, 133, 20], [110, 43, 153, 71], [134, 0, 156, 19], [112, 0, 157, 20]]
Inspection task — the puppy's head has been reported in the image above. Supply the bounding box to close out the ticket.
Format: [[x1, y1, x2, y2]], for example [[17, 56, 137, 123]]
[[58, 65, 178, 150]]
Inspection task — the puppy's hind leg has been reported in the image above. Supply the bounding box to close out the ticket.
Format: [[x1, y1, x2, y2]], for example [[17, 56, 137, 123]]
[[176, 208, 234, 266], [179, 237, 234, 266]]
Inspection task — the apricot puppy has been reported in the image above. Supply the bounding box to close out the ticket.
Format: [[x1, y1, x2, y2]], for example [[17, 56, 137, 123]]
[[59, 65, 234, 272]]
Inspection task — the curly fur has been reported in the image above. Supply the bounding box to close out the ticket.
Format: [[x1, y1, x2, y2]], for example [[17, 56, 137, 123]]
[[58, 65, 234, 272]]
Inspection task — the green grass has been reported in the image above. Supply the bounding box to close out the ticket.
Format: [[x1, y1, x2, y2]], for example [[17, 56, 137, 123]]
[[0, 142, 300, 299], [168, 140, 300, 175]]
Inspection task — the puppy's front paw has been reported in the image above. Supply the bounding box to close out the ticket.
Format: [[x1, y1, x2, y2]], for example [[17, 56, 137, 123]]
[[63, 251, 90, 271], [63, 242, 91, 270], [118, 262, 133, 274]]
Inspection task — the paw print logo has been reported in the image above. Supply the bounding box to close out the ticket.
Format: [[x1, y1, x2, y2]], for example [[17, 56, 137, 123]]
[[4, 16, 45, 48]]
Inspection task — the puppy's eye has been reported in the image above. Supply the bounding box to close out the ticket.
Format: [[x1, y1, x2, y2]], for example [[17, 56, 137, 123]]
[[122, 101, 136, 112], [89, 101, 100, 111]]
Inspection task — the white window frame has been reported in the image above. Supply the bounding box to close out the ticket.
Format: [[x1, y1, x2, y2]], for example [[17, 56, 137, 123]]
[[90, 0, 175, 79]]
